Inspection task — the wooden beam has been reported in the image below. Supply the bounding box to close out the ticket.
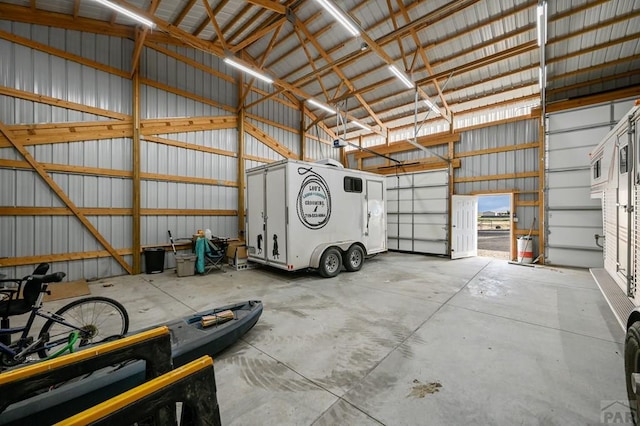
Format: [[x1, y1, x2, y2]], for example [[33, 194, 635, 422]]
[[132, 68, 141, 274], [244, 121, 297, 159], [202, 0, 228, 51], [246, 0, 286, 14], [364, 158, 461, 175], [145, 42, 234, 83], [545, 85, 640, 113], [0, 119, 132, 274], [172, 0, 197, 26], [131, 27, 148, 78], [352, 133, 460, 159], [0, 120, 134, 147], [143, 135, 237, 158], [454, 171, 538, 183], [0, 86, 130, 121], [141, 172, 237, 187], [0, 29, 129, 79], [245, 113, 297, 135], [455, 142, 539, 158], [0, 207, 237, 217], [0, 158, 132, 178], [139, 78, 235, 113], [0, 208, 132, 216], [238, 88, 246, 238], [140, 116, 237, 134]]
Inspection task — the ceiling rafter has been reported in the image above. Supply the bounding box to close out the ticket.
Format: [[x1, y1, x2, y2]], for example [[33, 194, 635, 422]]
[[239, 23, 285, 108], [73, 0, 81, 18], [394, 0, 451, 118], [215, 3, 253, 42], [202, 0, 228, 51], [287, 0, 480, 92], [290, 11, 387, 132], [130, 0, 161, 77], [386, 0, 409, 72], [292, 27, 331, 102], [172, 0, 197, 26], [246, 0, 286, 15]]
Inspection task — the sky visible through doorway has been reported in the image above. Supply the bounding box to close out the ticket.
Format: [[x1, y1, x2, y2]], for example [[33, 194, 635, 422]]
[[478, 194, 510, 214]]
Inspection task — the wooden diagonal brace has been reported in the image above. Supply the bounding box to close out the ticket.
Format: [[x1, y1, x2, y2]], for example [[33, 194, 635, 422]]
[[0, 119, 133, 274]]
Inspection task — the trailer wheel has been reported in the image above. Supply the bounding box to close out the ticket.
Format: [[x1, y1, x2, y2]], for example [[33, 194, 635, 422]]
[[319, 248, 342, 278], [344, 245, 365, 272], [626, 321, 640, 424]]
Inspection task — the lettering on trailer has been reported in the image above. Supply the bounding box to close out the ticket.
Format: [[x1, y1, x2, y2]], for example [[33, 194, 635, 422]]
[[296, 167, 332, 230]]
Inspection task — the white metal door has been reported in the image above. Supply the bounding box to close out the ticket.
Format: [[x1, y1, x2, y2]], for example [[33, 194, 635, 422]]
[[366, 180, 385, 252], [451, 195, 478, 259], [246, 171, 266, 260], [265, 167, 287, 264]]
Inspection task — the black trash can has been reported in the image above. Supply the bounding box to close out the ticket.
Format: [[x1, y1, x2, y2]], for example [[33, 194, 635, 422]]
[[144, 248, 165, 274]]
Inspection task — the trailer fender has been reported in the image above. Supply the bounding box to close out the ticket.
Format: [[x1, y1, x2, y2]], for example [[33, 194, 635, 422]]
[[628, 308, 640, 330], [309, 241, 357, 268]]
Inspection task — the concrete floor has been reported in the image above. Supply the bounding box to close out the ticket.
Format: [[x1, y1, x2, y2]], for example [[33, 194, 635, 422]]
[[43, 252, 627, 425]]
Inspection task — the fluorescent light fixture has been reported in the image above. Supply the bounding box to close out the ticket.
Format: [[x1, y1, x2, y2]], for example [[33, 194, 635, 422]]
[[423, 99, 441, 116], [352, 121, 369, 130], [537, 1, 547, 46], [93, 0, 155, 28], [314, 0, 360, 37], [308, 99, 335, 114], [388, 65, 414, 89], [224, 58, 273, 84]]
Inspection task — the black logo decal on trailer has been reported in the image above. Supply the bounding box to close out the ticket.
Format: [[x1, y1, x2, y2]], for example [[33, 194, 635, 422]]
[[296, 167, 331, 230]]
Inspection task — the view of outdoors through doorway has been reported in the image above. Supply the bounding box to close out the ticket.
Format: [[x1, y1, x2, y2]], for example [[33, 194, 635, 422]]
[[478, 194, 511, 260]]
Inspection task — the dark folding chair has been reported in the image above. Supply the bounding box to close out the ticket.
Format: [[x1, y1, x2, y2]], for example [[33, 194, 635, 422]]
[[203, 239, 226, 273], [0, 263, 50, 345]]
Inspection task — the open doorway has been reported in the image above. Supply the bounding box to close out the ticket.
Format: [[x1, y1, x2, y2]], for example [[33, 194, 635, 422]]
[[477, 194, 512, 260]]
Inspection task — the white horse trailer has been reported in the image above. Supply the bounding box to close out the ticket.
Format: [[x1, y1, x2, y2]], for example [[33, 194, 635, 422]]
[[589, 101, 640, 418], [245, 159, 387, 277]]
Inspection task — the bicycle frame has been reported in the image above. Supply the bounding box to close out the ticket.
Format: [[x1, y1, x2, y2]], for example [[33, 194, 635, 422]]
[[0, 283, 87, 363]]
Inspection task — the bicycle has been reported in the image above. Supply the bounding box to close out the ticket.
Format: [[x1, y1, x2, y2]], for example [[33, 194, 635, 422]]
[[0, 263, 129, 368]]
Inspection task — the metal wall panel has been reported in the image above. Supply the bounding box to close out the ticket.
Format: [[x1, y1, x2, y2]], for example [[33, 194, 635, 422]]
[[545, 98, 637, 268]]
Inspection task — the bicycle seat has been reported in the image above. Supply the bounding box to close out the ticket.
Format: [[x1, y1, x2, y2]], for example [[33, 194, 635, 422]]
[[0, 272, 66, 319]]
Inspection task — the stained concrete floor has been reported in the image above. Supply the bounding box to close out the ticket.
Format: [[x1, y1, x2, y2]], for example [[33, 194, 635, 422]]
[[43, 252, 627, 425]]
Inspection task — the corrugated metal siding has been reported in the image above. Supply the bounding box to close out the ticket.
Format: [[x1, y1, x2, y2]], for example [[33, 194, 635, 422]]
[[0, 21, 242, 281], [456, 119, 540, 257], [0, 21, 134, 281], [545, 97, 637, 268]]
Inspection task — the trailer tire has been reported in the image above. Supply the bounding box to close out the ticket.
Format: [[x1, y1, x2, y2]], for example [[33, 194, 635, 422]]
[[344, 245, 365, 272], [625, 321, 640, 424], [319, 248, 342, 278]]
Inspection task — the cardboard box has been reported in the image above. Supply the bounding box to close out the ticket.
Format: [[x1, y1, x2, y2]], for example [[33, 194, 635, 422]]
[[226, 242, 248, 265]]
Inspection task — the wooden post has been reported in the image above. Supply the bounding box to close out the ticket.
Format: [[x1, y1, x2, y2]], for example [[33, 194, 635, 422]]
[[132, 68, 141, 274], [237, 79, 246, 240]]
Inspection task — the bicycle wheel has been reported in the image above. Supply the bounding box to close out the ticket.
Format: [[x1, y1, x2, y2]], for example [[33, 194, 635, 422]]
[[37, 296, 129, 359]]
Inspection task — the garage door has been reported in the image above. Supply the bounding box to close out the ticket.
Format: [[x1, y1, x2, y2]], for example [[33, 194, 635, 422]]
[[545, 99, 636, 267], [386, 169, 449, 255]]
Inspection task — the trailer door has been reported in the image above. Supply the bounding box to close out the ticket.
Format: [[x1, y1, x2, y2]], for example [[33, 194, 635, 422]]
[[366, 180, 385, 252], [246, 171, 266, 261], [265, 166, 287, 265], [451, 195, 478, 259]]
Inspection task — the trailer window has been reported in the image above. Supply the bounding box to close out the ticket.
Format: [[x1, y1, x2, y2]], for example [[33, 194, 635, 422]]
[[620, 145, 628, 174], [344, 176, 362, 193], [593, 159, 601, 179]]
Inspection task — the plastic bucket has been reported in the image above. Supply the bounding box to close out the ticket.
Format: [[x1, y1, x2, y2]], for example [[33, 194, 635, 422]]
[[517, 236, 534, 264], [144, 248, 165, 274]]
